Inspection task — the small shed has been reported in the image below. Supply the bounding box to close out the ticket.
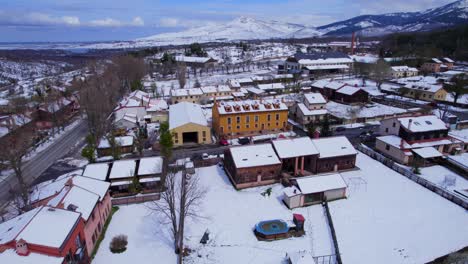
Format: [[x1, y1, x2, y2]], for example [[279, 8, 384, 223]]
[[284, 174, 347, 208]]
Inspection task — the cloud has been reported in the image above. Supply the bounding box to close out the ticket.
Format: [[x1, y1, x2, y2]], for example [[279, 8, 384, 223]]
[[0, 11, 81, 26], [88, 16, 145, 27], [0, 11, 144, 28]]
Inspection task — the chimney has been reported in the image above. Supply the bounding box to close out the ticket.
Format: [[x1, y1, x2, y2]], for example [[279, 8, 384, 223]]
[[408, 119, 413, 131], [400, 138, 404, 149]]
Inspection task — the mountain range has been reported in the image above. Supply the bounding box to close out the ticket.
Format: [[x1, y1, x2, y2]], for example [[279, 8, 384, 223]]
[[138, 0, 468, 44]]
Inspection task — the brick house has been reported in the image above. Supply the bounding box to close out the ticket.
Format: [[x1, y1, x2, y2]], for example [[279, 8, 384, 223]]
[[311, 137, 358, 173], [29, 172, 112, 257], [223, 144, 282, 189], [0, 206, 88, 264], [333, 85, 369, 104], [272, 137, 319, 176]]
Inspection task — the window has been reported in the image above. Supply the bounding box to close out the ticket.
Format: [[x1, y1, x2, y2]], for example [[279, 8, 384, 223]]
[[220, 126, 224, 133], [175, 140, 179, 144], [246, 124, 250, 129], [174, 133, 178, 139], [267, 114, 271, 121], [246, 116, 250, 123], [202, 131, 206, 137], [392, 122, 396, 127], [203, 138, 206, 142], [227, 117, 232, 124], [254, 115, 259, 122], [236, 125, 240, 129], [236, 116, 241, 123], [75, 234, 82, 248], [385, 144, 390, 151], [385, 128, 389, 133], [275, 114, 280, 121]]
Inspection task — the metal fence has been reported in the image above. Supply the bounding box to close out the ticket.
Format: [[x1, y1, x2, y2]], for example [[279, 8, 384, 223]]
[[357, 144, 468, 210]]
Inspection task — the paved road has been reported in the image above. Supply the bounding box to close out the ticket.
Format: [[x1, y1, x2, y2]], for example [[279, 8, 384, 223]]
[[0, 119, 88, 202]]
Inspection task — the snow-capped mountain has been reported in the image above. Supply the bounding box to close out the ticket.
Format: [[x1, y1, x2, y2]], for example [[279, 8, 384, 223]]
[[318, 0, 468, 36], [137, 17, 320, 45], [138, 0, 467, 44]]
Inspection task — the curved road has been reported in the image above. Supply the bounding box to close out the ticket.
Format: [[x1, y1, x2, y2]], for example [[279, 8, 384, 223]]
[[0, 119, 88, 202]]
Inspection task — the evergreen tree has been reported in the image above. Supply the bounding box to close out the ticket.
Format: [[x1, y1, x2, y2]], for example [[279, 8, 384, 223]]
[[320, 116, 332, 137]]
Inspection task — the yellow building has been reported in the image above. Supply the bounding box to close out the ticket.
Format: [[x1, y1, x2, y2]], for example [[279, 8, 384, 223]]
[[403, 84, 448, 102], [212, 99, 289, 139], [169, 102, 211, 146]]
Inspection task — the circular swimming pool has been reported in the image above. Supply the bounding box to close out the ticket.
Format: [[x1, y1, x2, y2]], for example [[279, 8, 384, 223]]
[[255, 219, 289, 236]]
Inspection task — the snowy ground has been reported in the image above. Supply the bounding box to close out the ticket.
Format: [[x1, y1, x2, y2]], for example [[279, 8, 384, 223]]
[[330, 153, 468, 264], [326, 101, 407, 120], [94, 153, 468, 264], [94, 165, 335, 264], [419, 165, 468, 193]]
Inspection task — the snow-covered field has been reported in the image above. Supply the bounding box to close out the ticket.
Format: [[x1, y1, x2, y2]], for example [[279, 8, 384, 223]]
[[419, 165, 468, 193], [94, 165, 335, 264], [326, 101, 407, 120], [330, 153, 468, 264], [94, 153, 468, 264]]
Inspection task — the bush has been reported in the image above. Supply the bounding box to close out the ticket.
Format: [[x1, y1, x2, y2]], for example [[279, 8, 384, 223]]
[[110, 234, 128, 253]]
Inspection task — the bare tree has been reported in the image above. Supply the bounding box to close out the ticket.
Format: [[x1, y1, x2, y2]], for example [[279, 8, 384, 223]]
[[371, 59, 391, 91], [176, 63, 187, 89], [0, 116, 34, 210], [77, 63, 120, 142], [148, 168, 206, 263], [112, 55, 147, 94]]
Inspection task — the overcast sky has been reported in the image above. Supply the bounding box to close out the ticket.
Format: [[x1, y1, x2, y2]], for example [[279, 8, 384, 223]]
[[0, 0, 456, 42]]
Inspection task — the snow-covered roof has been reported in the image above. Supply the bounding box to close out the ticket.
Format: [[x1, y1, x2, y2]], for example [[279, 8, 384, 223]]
[[272, 137, 319, 159], [147, 99, 169, 111], [257, 83, 285, 90], [18, 207, 81, 248], [82, 163, 110, 181], [171, 88, 203, 97], [283, 186, 301, 198], [175, 56, 214, 63], [0, 249, 63, 264], [311, 79, 330, 89], [304, 93, 326, 104], [201, 85, 231, 94], [296, 174, 347, 194], [325, 81, 346, 90], [215, 99, 287, 115], [245, 87, 266, 95], [229, 144, 281, 168], [312, 136, 357, 159], [298, 57, 353, 65], [404, 83, 443, 93], [138, 157, 163, 176], [432, 58, 443, 64], [169, 102, 208, 130], [398, 115, 447, 133], [306, 64, 349, 70], [391, 66, 418, 72], [109, 160, 137, 179], [336, 85, 362, 95], [377, 135, 411, 149], [30, 171, 77, 203], [72, 176, 110, 201], [297, 103, 328, 116], [449, 129, 468, 143], [60, 186, 99, 221], [412, 147, 443, 159], [98, 136, 134, 149], [228, 79, 241, 88], [443, 57, 454, 63], [0, 207, 41, 244]]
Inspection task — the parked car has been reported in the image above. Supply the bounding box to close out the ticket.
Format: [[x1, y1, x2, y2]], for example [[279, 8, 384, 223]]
[[335, 126, 346, 132], [202, 153, 209, 160], [238, 137, 251, 145], [219, 138, 229, 146]]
